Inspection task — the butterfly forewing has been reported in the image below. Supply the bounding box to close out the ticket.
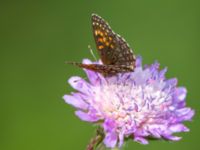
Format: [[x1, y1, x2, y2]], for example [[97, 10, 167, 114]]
[[92, 14, 116, 65]]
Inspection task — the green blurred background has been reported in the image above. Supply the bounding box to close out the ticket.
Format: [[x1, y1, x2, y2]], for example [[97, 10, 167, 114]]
[[0, 0, 199, 150]]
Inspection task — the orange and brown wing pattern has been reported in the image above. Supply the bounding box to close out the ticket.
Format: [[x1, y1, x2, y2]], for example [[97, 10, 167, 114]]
[[92, 14, 117, 65], [112, 35, 136, 70], [66, 62, 134, 76], [92, 14, 135, 70], [67, 14, 136, 76]]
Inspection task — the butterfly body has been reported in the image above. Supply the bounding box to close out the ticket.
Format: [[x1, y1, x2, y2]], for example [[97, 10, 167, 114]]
[[68, 14, 136, 76]]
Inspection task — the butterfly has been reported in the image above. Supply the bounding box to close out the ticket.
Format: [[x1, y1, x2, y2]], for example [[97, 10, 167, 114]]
[[67, 14, 136, 76]]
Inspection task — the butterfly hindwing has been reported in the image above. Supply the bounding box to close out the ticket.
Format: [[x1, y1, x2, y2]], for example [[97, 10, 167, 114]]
[[112, 34, 136, 69]]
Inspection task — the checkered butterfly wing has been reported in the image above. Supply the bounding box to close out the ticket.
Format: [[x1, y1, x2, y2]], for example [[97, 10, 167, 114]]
[[67, 14, 136, 76], [92, 14, 136, 69]]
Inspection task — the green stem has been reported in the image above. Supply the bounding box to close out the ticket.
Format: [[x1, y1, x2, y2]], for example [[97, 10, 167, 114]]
[[86, 127, 104, 150], [86, 127, 121, 150]]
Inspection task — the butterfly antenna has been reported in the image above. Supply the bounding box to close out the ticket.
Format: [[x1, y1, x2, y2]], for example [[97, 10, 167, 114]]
[[65, 61, 73, 64], [65, 61, 88, 80], [65, 61, 90, 69], [65, 61, 81, 66], [88, 45, 97, 61]]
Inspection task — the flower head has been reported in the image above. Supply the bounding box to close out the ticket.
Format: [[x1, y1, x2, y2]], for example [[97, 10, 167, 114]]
[[63, 56, 194, 148]]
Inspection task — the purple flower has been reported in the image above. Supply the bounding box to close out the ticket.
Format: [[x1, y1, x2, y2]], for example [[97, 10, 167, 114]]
[[63, 56, 194, 148]]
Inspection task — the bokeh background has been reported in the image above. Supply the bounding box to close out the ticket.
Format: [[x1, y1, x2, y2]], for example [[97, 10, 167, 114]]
[[0, 0, 199, 150]]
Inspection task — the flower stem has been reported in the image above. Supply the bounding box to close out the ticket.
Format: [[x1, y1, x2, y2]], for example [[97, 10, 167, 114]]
[[86, 127, 104, 150], [86, 127, 121, 150]]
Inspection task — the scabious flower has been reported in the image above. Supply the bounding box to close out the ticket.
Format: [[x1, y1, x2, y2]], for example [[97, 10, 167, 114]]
[[63, 56, 194, 148]]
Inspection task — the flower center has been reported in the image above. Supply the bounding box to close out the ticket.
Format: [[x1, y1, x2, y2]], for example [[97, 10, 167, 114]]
[[92, 82, 170, 132]]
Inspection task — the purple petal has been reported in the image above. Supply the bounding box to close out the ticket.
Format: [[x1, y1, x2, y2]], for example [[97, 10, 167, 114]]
[[103, 132, 118, 148], [72, 92, 89, 102], [107, 75, 118, 84], [82, 59, 101, 85], [103, 119, 116, 132], [165, 78, 178, 88], [176, 108, 192, 116], [68, 76, 93, 95], [82, 59, 93, 64], [63, 94, 88, 110], [117, 72, 132, 84], [149, 61, 160, 79], [158, 67, 167, 80], [134, 136, 148, 144], [118, 132, 124, 147], [169, 124, 189, 132], [150, 61, 160, 70], [135, 129, 149, 137], [150, 79, 166, 90], [135, 55, 142, 67], [176, 87, 187, 101], [162, 134, 182, 141], [177, 109, 195, 121], [131, 68, 151, 85], [75, 110, 99, 122], [149, 129, 161, 138]]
